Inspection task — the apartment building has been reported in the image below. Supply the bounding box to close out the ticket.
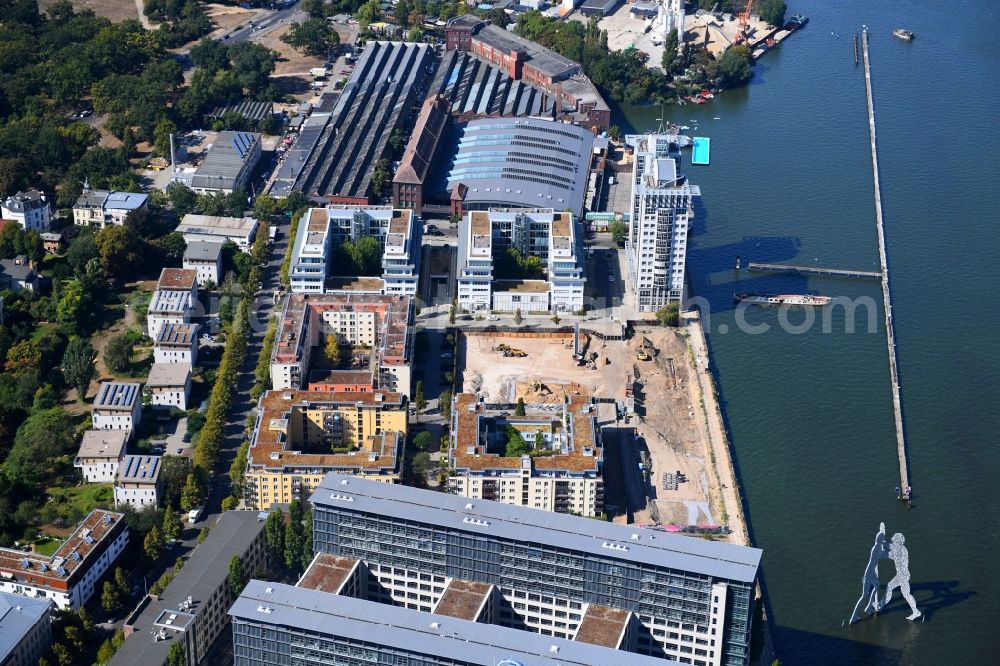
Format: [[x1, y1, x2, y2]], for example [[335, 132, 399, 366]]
[[624, 133, 700, 312], [0, 510, 128, 610], [114, 455, 162, 508], [231, 578, 674, 666], [243, 389, 407, 510], [310, 474, 761, 666], [154, 322, 198, 365], [92, 382, 142, 433], [182, 240, 224, 286], [74, 430, 129, 483], [288, 206, 420, 296], [72, 188, 149, 228], [145, 363, 192, 411], [109, 511, 268, 666], [270, 293, 413, 397], [0, 592, 53, 666], [448, 393, 605, 516], [148, 268, 199, 339], [457, 209, 585, 313], [176, 214, 258, 251]]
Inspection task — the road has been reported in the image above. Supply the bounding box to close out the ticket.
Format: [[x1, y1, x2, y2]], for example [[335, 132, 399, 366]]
[[224, 4, 306, 45]]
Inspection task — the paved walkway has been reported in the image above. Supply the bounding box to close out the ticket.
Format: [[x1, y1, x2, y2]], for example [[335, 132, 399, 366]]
[[684, 314, 750, 547]]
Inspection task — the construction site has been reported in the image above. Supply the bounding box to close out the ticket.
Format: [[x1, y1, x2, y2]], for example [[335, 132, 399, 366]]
[[457, 326, 733, 538]]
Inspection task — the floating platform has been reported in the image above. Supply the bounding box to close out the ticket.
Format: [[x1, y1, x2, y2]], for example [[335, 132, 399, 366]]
[[747, 262, 882, 279], [691, 137, 711, 165]]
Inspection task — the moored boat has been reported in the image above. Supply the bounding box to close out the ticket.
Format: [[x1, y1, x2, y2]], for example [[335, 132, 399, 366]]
[[893, 28, 914, 40], [734, 293, 832, 306]]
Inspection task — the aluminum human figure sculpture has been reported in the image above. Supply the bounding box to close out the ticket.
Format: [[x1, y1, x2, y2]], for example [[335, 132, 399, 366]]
[[849, 522, 888, 624], [885, 533, 922, 620]]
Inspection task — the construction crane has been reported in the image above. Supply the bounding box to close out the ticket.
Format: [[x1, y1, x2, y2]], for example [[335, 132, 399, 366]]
[[734, 0, 754, 45]]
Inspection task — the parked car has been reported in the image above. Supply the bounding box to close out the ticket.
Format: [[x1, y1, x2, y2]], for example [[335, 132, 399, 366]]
[[187, 507, 205, 524]]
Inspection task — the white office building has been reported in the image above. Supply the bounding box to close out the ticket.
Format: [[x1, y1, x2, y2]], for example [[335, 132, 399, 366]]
[[92, 382, 142, 433], [289, 206, 420, 296], [182, 241, 224, 286], [624, 134, 700, 312], [154, 322, 198, 365], [146, 363, 192, 410], [74, 430, 129, 483], [114, 455, 162, 508], [457, 209, 585, 313]]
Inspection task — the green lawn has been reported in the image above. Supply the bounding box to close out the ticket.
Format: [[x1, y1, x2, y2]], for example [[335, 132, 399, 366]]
[[33, 537, 63, 556], [45, 483, 114, 521]]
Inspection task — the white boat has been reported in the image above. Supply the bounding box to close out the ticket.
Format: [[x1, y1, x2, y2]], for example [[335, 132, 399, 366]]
[[734, 293, 832, 306]]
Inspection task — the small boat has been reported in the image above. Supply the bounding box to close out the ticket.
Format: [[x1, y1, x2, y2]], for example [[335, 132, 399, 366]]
[[734, 293, 832, 306], [712, 117, 721, 120], [893, 28, 914, 40]]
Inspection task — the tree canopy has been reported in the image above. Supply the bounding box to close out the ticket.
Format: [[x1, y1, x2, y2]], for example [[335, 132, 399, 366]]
[[282, 18, 341, 57]]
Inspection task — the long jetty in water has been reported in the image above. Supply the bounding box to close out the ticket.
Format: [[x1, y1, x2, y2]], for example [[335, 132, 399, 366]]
[[861, 30, 911, 500], [747, 262, 882, 279]]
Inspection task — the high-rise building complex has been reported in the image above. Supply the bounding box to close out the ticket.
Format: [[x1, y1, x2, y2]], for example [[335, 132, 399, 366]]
[[625, 134, 700, 312]]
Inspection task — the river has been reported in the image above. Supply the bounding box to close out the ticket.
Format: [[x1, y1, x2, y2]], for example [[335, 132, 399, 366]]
[[618, 0, 1000, 663]]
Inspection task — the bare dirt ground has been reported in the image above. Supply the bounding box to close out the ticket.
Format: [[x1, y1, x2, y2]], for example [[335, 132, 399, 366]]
[[38, 0, 140, 22], [257, 24, 326, 78], [459, 328, 726, 533]]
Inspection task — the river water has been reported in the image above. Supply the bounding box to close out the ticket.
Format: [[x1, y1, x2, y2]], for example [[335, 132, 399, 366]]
[[619, 0, 1000, 663]]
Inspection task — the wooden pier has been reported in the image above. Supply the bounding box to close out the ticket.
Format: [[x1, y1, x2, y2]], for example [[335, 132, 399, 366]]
[[747, 262, 882, 279], [862, 30, 911, 500]]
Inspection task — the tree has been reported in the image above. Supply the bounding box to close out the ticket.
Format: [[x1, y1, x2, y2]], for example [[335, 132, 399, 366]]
[[227, 554, 246, 595], [661, 30, 681, 74], [160, 455, 193, 509], [354, 0, 383, 29], [655, 302, 680, 327], [757, 0, 787, 27], [414, 380, 426, 416], [716, 45, 754, 88], [153, 116, 177, 158], [180, 473, 203, 512], [230, 442, 249, 497], [78, 606, 95, 633], [52, 643, 73, 666], [96, 640, 115, 665], [56, 279, 94, 331], [95, 225, 145, 277], [114, 567, 132, 597], [413, 431, 433, 452], [300, 505, 313, 571], [281, 18, 340, 56], [4, 340, 40, 377], [439, 390, 452, 421], [284, 514, 305, 570], [62, 338, 95, 399], [609, 220, 627, 247], [485, 7, 508, 27], [513, 309, 523, 325], [167, 642, 186, 666], [162, 505, 182, 541], [412, 452, 431, 480], [4, 408, 76, 488], [341, 236, 382, 275], [167, 183, 198, 216], [515, 397, 526, 416], [101, 580, 122, 614], [104, 334, 133, 374], [221, 495, 238, 510], [197, 527, 210, 543], [505, 426, 531, 457], [144, 526, 165, 561], [265, 507, 285, 562], [325, 334, 341, 366]]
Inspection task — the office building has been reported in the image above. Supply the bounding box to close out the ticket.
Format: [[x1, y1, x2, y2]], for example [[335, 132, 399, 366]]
[[243, 389, 407, 510], [92, 382, 142, 433], [448, 393, 604, 516], [74, 430, 129, 483], [0, 190, 51, 231], [289, 206, 420, 296], [109, 511, 268, 666], [456, 208, 585, 313], [446, 118, 595, 218], [270, 293, 413, 397], [231, 578, 675, 666], [182, 240, 224, 286], [72, 188, 149, 228], [0, 510, 128, 609], [114, 455, 162, 508], [189, 131, 261, 194], [146, 363, 192, 410], [310, 474, 761, 665], [625, 134, 700, 312], [0, 592, 53, 666], [176, 214, 258, 251]]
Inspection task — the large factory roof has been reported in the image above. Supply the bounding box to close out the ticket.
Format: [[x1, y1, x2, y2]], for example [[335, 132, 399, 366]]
[[446, 117, 594, 216]]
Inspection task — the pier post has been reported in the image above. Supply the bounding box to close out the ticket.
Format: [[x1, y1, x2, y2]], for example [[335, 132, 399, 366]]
[[861, 30, 911, 500]]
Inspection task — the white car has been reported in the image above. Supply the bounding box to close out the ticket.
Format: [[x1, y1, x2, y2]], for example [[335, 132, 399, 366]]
[[187, 507, 205, 524], [488, 315, 500, 321]]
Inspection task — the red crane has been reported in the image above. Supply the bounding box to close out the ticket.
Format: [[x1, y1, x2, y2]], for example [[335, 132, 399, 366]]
[[735, 0, 754, 45]]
